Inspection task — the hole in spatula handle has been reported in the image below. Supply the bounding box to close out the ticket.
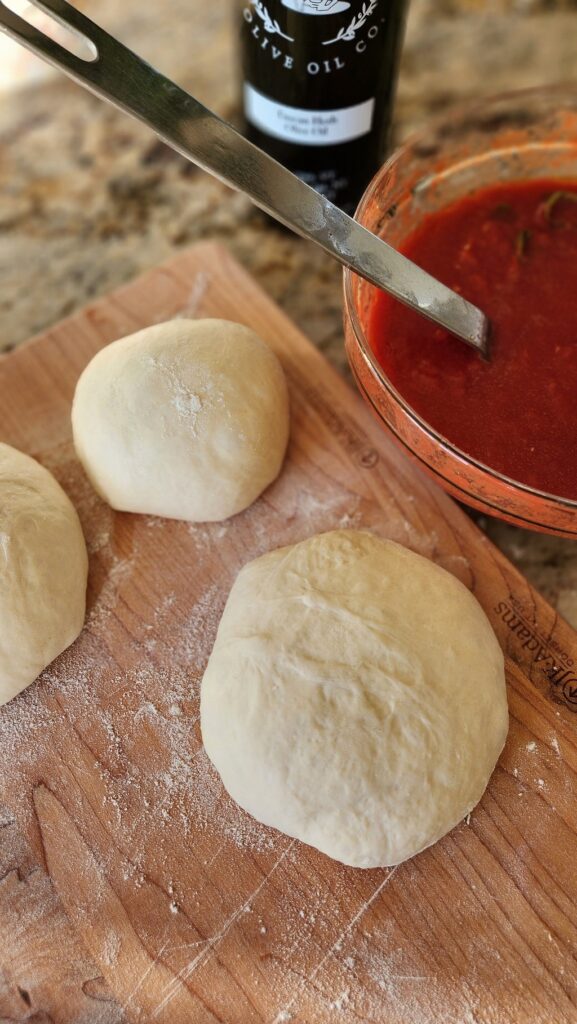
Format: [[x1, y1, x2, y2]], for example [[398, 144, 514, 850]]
[[3, 0, 97, 61]]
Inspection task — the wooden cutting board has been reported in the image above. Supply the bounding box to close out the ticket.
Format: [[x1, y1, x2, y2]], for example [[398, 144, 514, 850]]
[[1, 242, 577, 1024]]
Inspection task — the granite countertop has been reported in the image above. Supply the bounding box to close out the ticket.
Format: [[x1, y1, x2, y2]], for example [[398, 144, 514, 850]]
[[1, 0, 577, 620]]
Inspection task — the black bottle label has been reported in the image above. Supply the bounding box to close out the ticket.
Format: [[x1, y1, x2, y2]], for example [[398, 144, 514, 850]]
[[240, 0, 408, 210]]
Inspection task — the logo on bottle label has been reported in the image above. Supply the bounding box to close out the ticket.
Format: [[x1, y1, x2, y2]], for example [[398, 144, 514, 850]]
[[245, 0, 381, 50], [281, 0, 351, 15]]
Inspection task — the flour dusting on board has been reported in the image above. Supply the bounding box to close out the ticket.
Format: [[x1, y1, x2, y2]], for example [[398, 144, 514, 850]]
[[178, 271, 209, 318]]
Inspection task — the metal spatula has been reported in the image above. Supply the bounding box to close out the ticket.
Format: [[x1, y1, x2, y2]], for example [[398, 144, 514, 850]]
[[0, 0, 489, 355]]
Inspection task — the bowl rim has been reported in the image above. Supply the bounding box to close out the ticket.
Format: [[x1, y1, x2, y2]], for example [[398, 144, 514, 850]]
[[343, 82, 577, 513]]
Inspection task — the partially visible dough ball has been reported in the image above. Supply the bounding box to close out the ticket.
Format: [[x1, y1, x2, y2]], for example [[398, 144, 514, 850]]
[[0, 443, 88, 706], [201, 529, 508, 868], [71, 319, 290, 523]]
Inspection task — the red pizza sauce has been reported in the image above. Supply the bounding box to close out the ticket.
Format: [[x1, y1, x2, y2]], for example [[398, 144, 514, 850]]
[[368, 179, 577, 498]]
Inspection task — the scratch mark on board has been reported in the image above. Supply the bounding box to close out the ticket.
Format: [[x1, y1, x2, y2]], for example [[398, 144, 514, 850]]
[[153, 839, 296, 1017], [271, 865, 399, 1024], [122, 936, 170, 1012]]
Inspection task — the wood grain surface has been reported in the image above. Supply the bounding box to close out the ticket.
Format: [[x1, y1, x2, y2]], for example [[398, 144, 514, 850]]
[[0, 243, 576, 1024]]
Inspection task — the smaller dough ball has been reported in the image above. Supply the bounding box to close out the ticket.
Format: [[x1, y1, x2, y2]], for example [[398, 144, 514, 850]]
[[71, 319, 290, 523], [0, 444, 88, 706], [201, 529, 509, 868]]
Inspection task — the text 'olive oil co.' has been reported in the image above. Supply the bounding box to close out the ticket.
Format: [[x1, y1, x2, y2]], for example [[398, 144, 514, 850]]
[[239, 0, 409, 212]]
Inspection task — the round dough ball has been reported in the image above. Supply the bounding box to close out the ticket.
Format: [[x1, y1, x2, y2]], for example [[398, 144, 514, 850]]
[[71, 319, 290, 522], [0, 443, 88, 706], [201, 529, 508, 868]]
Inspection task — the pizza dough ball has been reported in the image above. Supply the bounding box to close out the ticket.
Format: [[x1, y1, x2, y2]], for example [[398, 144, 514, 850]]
[[201, 529, 508, 868], [71, 319, 290, 523], [0, 444, 88, 707]]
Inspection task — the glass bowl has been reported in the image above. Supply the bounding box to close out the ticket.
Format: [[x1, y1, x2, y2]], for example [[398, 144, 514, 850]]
[[344, 85, 577, 537]]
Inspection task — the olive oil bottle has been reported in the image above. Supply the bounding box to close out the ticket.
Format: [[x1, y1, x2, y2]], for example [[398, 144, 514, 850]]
[[239, 0, 409, 213]]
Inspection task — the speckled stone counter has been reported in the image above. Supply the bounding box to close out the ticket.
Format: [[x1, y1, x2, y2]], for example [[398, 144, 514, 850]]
[[2, 0, 577, 619]]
